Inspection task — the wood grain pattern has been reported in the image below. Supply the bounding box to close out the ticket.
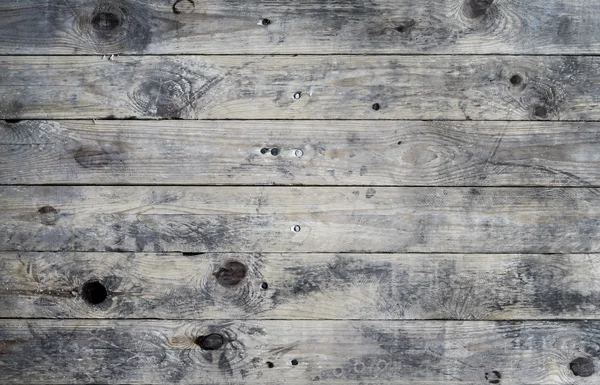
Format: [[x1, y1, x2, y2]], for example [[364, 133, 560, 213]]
[[2, 186, 600, 253], [1, 319, 598, 384], [0, 55, 596, 120], [3, 252, 600, 320], [0, 0, 599, 55], [4, 120, 600, 186]]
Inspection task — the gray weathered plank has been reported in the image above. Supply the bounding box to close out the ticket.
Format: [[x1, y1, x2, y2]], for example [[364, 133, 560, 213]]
[[0, 319, 598, 384], [3, 120, 600, 186], [0, 0, 599, 55], [0, 55, 595, 120], [3, 252, 600, 320], [2, 186, 600, 253]]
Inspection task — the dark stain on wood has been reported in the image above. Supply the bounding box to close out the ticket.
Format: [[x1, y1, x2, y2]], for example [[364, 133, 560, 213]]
[[37, 206, 58, 226], [73, 142, 128, 169], [485, 370, 502, 384], [365, 188, 376, 199], [285, 255, 391, 297], [515, 257, 600, 315], [214, 261, 248, 287]]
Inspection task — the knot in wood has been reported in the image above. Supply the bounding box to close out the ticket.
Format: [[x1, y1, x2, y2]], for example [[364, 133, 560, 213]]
[[91, 11, 121, 32], [195, 333, 225, 350], [213, 261, 248, 287], [463, 0, 495, 19], [570, 357, 595, 377]]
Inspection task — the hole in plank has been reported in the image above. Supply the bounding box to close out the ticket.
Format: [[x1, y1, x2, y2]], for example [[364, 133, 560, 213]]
[[261, 282, 269, 290], [81, 280, 108, 305]]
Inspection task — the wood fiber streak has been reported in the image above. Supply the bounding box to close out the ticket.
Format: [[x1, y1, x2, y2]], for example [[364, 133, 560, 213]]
[[0, 320, 599, 384], [0, 0, 598, 54], [3, 120, 600, 186], [2, 186, 600, 253], [3, 252, 600, 320], [0, 56, 595, 120]]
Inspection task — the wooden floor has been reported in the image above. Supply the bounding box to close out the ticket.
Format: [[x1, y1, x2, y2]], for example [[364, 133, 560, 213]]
[[2, 0, 600, 384]]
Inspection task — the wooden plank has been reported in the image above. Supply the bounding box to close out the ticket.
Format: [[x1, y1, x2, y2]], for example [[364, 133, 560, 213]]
[[1, 0, 600, 55], [0, 319, 598, 384], [3, 252, 600, 320], [4, 120, 600, 186], [2, 186, 600, 253], [0, 55, 597, 120]]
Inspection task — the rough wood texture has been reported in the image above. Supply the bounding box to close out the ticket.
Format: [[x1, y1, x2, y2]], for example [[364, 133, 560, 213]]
[[2, 186, 600, 253], [4, 120, 600, 186], [0, 0, 599, 55], [1, 319, 598, 384], [0, 55, 596, 120], [3, 252, 600, 320]]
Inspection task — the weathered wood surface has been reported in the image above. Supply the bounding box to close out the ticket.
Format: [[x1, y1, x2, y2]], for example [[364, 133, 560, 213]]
[[0, 55, 596, 120], [4, 120, 600, 186], [1, 319, 598, 384], [3, 252, 600, 320], [1, 0, 599, 55], [2, 186, 600, 253]]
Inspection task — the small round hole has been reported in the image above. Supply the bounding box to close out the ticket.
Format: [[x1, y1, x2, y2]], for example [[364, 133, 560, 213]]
[[271, 148, 279, 156], [397, 141, 402, 145], [295, 149, 303, 157], [293, 225, 301, 232], [261, 282, 269, 290], [260, 148, 269, 154], [293, 92, 302, 100], [266, 361, 275, 368], [396, 26, 405, 33], [195, 333, 225, 350], [261, 18, 271, 26], [81, 280, 108, 305], [291, 359, 298, 365], [372, 103, 380, 111], [509, 74, 523, 86]]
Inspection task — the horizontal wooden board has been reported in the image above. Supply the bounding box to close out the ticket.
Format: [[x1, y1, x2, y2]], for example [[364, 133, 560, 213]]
[[4, 120, 600, 186], [1, 0, 600, 55], [3, 252, 600, 320], [2, 186, 600, 253], [0, 55, 597, 120], [1, 319, 598, 384]]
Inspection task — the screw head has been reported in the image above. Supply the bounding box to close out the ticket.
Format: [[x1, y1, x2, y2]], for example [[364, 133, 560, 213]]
[[295, 149, 303, 157], [293, 92, 301, 100]]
